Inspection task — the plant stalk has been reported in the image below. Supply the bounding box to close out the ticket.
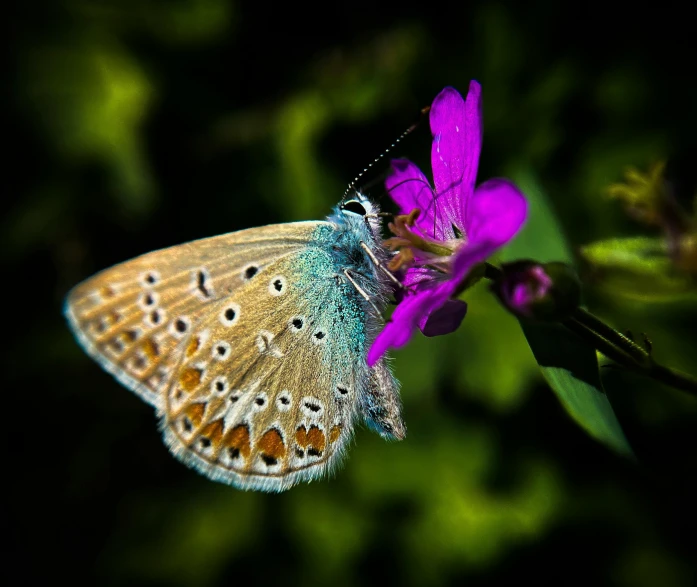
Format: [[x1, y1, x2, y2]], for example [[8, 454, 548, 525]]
[[483, 262, 697, 397]]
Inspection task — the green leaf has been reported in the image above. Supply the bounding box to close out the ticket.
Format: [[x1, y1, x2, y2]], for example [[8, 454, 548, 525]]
[[580, 237, 696, 302], [522, 321, 633, 457], [500, 166, 633, 457]]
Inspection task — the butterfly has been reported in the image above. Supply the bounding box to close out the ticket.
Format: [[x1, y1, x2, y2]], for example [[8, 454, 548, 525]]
[[64, 193, 405, 492]]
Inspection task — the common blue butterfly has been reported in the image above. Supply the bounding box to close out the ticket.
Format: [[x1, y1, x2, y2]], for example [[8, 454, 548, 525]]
[[64, 193, 405, 492]]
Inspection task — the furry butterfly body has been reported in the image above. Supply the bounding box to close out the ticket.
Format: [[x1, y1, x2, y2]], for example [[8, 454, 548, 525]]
[[65, 194, 405, 492]]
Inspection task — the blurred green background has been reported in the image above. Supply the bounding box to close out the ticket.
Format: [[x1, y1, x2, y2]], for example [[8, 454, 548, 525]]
[[7, 1, 697, 585]]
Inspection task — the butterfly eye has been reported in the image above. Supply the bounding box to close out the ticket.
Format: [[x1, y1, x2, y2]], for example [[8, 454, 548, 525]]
[[341, 200, 367, 216]]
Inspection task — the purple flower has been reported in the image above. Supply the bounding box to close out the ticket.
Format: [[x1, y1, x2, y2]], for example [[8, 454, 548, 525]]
[[499, 263, 554, 318], [509, 265, 553, 315], [493, 261, 582, 321], [367, 81, 528, 366]]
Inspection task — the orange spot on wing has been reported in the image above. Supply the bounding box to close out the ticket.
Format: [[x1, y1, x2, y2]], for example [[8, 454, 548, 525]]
[[180, 368, 202, 391], [184, 403, 206, 427], [142, 338, 159, 360], [200, 419, 224, 446], [329, 425, 342, 443], [100, 286, 116, 298], [225, 425, 251, 458], [258, 429, 286, 460], [295, 425, 326, 454], [186, 337, 200, 357], [307, 426, 326, 453], [295, 426, 309, 448]]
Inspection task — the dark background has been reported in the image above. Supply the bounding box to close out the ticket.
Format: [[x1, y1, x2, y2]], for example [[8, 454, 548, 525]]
[[6, 1, 697, 586]]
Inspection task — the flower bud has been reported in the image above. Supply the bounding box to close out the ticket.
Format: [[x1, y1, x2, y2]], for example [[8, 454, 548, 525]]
[[492, 260, 581, 321]]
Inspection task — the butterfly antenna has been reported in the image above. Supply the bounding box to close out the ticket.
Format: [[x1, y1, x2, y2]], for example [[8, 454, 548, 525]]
[[342, 105, 430, 202]]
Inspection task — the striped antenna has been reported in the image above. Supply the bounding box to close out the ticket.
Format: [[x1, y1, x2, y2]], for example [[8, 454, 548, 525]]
[[342, 105, 430, 201]]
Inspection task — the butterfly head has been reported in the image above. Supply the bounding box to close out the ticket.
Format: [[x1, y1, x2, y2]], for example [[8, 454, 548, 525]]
[[334, 192, 382, 240]]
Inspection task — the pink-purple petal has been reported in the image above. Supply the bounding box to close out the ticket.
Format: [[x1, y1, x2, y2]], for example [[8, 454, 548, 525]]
[[418, 299, 467, 337], [367, 287, 445, 366], [373, 82, 531, 362], [385, 159, 442, 238], [465, 178, 528, 249], [402, 265, 441, 289], [430, 81, 483, 233], [385, 159, 432, 215], [450, 238, 500, 287]]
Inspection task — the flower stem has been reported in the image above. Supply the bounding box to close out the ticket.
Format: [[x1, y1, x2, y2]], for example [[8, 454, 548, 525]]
[[645, 363, 697, 396], [483, 262, 697, 397], [484, 262, 503, 281], [561, 316, 638, 369], [571, 307, 651, 366], [569, 307, 697, 396]]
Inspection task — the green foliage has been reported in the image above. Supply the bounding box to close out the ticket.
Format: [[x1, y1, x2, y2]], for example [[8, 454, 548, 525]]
[[502, 168, 633, 457], [521, 321, 632, 457], [453, 284, 540, 412], [268, 27, 425, 220], [22, 37, 156, 216], [580, 237, 696, 301]]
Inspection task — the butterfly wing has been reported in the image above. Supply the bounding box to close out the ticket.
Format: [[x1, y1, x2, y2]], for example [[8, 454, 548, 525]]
[[65, 222, 325, 408], [159, 240, 397, 491], [66, 216, 406, 491]]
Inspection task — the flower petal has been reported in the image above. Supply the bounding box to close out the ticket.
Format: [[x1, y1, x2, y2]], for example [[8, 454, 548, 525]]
[[402, 266, 440, 289], [466, 178, 528, 248], [430, 82, 483, 233], [367, 287, 444, 366], [450, 238, 500, 287], [385, 159, 441, 238], [386, 159, 433, 216], [418, 299, 467, 337], [369, 228, 501, 365]]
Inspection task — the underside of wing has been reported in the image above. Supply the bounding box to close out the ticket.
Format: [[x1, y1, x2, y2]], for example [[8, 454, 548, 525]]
[[64, 222, 327, 408], [160, 243, 380, 491]]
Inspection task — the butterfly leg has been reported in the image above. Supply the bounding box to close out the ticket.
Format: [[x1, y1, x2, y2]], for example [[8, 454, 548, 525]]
[[342, 269, 383, 317], [359, 241, 404, 290]]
